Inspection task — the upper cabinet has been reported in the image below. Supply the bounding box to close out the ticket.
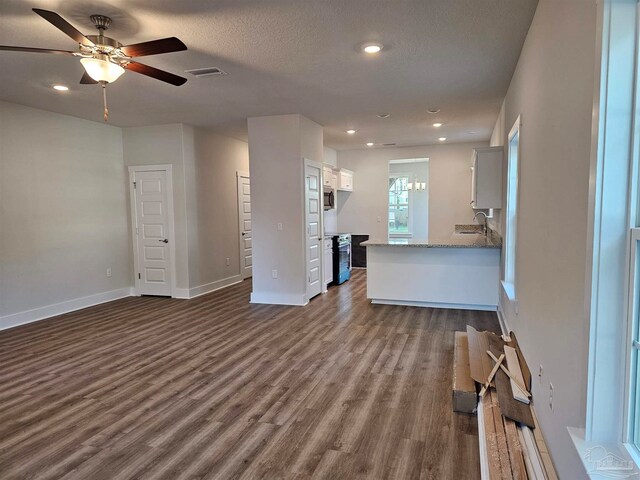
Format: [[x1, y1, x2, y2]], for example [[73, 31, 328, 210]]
[[471, 147, 503, 209], [338, 168, 354, 192], [323, 165, 334, 188]]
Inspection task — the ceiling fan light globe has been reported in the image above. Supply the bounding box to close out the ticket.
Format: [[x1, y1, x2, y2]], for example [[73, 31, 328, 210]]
[[80, 57, 125, 83]]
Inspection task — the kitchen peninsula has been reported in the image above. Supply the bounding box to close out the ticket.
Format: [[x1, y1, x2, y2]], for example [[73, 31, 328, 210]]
[[362, 228, 501, 311]]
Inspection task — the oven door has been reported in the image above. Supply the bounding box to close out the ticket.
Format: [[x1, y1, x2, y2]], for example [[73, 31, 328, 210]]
[[323, 189, 335, 210]]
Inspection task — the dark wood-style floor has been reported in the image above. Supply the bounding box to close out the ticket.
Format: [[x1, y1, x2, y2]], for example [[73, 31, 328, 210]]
[[0, 270, 499, 480]]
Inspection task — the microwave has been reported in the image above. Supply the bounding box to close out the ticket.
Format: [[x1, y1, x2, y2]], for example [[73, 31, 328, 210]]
[[323, 188, 335, 210]]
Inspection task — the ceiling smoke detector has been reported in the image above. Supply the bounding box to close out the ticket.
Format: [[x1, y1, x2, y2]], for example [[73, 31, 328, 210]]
[[185, 67, 228, 77], [427, 108, 441, 114], [376, 113, 391, 119]]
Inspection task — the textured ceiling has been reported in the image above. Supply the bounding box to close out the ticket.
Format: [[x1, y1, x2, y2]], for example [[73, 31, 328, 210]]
[[0, 0, 538, 149]]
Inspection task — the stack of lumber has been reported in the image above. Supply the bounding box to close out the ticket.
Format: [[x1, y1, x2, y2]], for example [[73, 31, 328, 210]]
[[451, 326, 558, 480]]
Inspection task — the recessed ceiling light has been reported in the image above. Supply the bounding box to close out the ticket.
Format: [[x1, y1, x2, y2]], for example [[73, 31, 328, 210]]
[[438, 137, 447, 142], [362, 43, 383, 54], [427, 108, 441, 114], [433, 122, 443, 128], [366, 142, 375, 147], [467, 131, 477, 135], [52, 84, 69, 91], [346, 129, 358, 135], [376, 113, 391, 119]]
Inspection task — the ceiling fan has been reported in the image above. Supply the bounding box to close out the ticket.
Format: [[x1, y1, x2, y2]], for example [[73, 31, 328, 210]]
[[0, 8, 188, 121]]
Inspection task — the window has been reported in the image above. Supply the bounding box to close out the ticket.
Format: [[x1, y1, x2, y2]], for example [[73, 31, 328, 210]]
[[388, 175, 410, 236], [504, 117, 520, 298]]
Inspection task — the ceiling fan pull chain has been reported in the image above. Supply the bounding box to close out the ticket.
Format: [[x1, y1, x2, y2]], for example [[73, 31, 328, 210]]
[[101, 81, 109, 122]]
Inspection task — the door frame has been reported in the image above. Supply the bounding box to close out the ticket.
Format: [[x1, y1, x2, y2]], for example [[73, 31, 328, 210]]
[[304, 158, 324, 303], [128, 164, 178, 297], [236, 170, 251, 280]]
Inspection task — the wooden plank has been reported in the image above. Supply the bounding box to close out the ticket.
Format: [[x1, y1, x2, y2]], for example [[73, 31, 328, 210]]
[[503, 346, 530, 404], [482, 391, 503, 479], [503, 417, 527, 480], [532, 409, 558, 480], [507, 332, 532, 392], [487, 334, 535, 428], [453, 332, 477, 413], [467, 326, 499, 385], [480, 354, 505, 398], [488, 389, 513, 480]]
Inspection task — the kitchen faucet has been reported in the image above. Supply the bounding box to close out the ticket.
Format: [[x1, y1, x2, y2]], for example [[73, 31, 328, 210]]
[[473, 211, 489, 237]]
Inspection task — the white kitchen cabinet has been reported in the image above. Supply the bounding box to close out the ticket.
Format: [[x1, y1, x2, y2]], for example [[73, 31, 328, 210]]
[[324, 238, 334, 286], [323, 165, 334, 188], [331, 172, 338, 191], [338, 168, 354, 192], [471, 147, 503, 209]]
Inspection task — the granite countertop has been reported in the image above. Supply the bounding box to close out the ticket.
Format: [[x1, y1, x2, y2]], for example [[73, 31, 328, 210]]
[[361, 225, 502, 249]]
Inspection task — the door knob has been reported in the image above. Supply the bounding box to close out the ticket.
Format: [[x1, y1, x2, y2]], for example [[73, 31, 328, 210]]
[[159, 239, 168, 243], [242, 232, 246, 236]]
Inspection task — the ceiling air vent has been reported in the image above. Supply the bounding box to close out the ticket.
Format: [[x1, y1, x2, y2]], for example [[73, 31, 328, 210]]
[[185, 67, 228, 78], [382, 143, 397, 147]]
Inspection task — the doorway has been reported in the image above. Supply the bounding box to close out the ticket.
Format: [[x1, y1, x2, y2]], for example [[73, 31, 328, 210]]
[[128, 165, 177, 297], [305, 160, 323, 301], [237, 171, 252, 280]]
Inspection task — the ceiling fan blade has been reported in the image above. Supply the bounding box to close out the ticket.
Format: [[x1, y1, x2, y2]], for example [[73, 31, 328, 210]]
[[32, 8, 94, 47], [80, 72, 99, 84], [0, 45, 76, 55], [125, 61, 187, 86], [120, 37, 187, 57]]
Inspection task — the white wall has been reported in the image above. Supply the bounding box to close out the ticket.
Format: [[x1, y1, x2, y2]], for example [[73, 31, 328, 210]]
[[0, 101, 130, 328], [491, 0, 597, 477], [337, 142, 489, 239], [248, 114, 323, 305], [122, 124, 191, 291], [186, 127, 250, 292], [123, 124, 250, 296]]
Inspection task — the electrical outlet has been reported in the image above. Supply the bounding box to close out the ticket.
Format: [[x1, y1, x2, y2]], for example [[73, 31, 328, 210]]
[[272, 269, 278, 279], [106, 268, 112, 278], [549, 382, 554, 411], [277, 223, 283, 231], [225, 257, 230, 266], [538, 365, 544, 385]]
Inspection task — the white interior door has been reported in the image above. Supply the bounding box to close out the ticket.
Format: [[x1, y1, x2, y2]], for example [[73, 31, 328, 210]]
[[132, 169, 173, 296], [305, 162, 322, 300], [237, 172, 252, 279]]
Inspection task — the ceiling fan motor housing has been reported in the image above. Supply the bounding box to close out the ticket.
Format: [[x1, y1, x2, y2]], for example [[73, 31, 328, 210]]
[[90, 14, 112, 31]]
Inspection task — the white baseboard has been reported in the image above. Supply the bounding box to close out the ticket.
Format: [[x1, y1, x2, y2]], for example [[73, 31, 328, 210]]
[[370, 298, 498, 312], [188, 275, 242, 299], [0, 287, 133, 331], [250, 291, 308, 306], [173, 288, 190, 299], [497, 305, 511, 336]]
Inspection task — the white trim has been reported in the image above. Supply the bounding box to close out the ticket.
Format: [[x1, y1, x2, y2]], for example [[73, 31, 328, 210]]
[[569, 427, 640, 478], [370, 298, 497, 312], [236, 170, 251, 281], [496, 305, 511, 337], [128, 164, 178, 298], [173, 288, 190, 299], [188, 275, 243, 299], [250, 292, 308, 306], [584, 0, 639, 444], [477, 396, 490, 480], [503, 115, 521, 297], [0, 288, 133, 331]]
